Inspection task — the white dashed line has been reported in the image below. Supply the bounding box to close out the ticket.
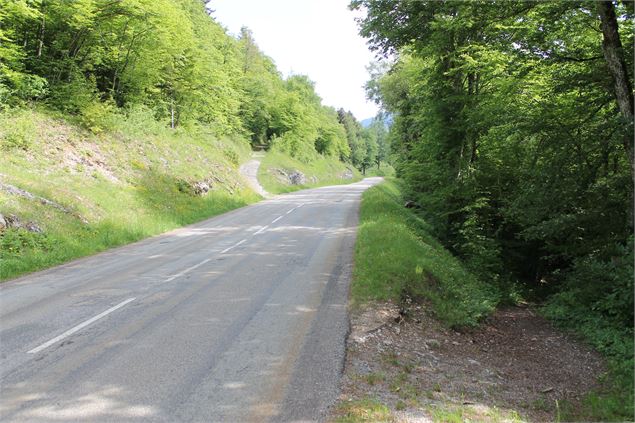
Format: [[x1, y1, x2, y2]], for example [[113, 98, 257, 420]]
[[164, 258, 212, 282], [221, 239, 247, 254], [27, 298, 136, 354], [254, 225, 269, 235], [271, 216, 283, 224]]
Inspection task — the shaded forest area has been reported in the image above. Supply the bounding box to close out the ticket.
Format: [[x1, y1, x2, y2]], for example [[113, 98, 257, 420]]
[[0, 0, 389, 172], [352, 0, 633, 417]]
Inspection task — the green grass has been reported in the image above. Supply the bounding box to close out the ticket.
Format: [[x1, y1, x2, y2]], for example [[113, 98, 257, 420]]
[[0, 107, 259, 281], [427, 403, 525, 423], [258, 149, 361, 194], [351, 179, 498, 327], [335, 398, 394, 423]]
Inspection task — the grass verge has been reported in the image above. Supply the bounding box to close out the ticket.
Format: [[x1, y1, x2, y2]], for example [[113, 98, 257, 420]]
[[258, 149, 361, 195], [0, 107, 259, 281], [351, 178, 497, 327]]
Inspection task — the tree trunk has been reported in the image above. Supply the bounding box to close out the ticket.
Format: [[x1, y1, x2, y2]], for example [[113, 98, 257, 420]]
[[597, 1, 634, 175], [36, 3, 46, 58], [171, 101, 175, 129]]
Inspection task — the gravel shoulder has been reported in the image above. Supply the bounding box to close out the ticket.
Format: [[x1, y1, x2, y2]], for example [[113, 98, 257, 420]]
[[332, 301, 606, 422]]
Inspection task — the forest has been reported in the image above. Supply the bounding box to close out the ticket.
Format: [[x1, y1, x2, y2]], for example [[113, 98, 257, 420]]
[[0, 0, 389, 171], [352, 0, 634, 415]]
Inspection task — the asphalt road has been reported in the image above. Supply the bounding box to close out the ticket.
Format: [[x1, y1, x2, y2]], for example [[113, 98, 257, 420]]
[[0, 177, 382, 422]]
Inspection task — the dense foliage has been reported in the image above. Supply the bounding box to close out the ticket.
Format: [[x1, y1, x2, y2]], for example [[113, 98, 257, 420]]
[[0, 0, 391, 173], [352, 0, 633, 418]]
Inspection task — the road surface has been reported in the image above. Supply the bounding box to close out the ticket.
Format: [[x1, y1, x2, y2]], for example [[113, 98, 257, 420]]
[[0, 178, 381, 422]]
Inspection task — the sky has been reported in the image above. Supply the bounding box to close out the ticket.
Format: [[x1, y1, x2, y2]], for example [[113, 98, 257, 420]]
[[209, 0, 379, 121]]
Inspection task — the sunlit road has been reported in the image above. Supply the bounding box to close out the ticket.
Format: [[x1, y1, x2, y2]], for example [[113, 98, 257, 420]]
[[0, 177, 382, 422]]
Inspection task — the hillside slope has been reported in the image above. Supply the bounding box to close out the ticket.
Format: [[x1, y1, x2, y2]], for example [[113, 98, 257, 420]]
[[0, 108, 259, 280]]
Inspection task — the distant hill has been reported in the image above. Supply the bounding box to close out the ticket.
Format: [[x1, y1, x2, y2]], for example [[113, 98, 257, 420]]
[[360, 117, 374, 128], [360, 115, 393, 128]]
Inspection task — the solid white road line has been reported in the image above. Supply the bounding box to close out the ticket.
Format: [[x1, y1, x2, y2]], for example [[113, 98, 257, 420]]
[[27, 298, 136, 354]]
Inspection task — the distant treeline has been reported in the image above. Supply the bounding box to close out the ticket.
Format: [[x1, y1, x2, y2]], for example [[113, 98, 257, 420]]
[[0, 0, 388, 171], [353, 0, 633, 417]]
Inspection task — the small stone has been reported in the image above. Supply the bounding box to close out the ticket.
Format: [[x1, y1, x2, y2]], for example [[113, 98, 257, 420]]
[[0, 213, 5, 231]]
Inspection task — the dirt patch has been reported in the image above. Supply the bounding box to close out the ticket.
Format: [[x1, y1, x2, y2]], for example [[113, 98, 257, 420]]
[[27, 118, 120, 183], [332, 301, 606, 422], [240, 158, 270, 197]]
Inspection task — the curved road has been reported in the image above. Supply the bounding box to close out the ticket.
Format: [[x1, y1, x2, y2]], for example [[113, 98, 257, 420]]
[[0, 178, 381, 422]]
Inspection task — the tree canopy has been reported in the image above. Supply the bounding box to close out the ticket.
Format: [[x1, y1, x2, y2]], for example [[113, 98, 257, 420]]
[[353, 0, 633, 410], [0, 0, 385, 170]]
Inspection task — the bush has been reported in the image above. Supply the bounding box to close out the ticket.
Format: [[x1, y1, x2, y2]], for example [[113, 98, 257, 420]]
[[543, 240, 634, 421], [79, 100, 118, 134], [0, 110, 37, 150]]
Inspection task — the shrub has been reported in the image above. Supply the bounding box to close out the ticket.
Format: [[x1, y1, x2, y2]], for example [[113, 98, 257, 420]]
[[0, 110, 37, 150]]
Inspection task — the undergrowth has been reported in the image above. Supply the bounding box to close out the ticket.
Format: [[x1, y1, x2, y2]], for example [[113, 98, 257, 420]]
[[542, 245, 634, 422]]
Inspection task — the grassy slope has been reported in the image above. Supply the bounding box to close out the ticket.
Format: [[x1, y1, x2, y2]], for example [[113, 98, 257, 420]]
[[0, 108, 260, 280], [258, 150, 362, 194], [351, 178, 497, 327]]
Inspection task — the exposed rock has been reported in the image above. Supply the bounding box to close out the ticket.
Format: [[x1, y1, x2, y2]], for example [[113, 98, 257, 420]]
[[24, 221, 43, 233], [2, 214, 43, 233], [192, 181, 210, 196], [341, 168, 354, 180], [269, 168, 291, 184], [288, 170, 306, 185], [268, 168, 306, 185], [4, 214, 23, 229], [0, 182, 88, 223]]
